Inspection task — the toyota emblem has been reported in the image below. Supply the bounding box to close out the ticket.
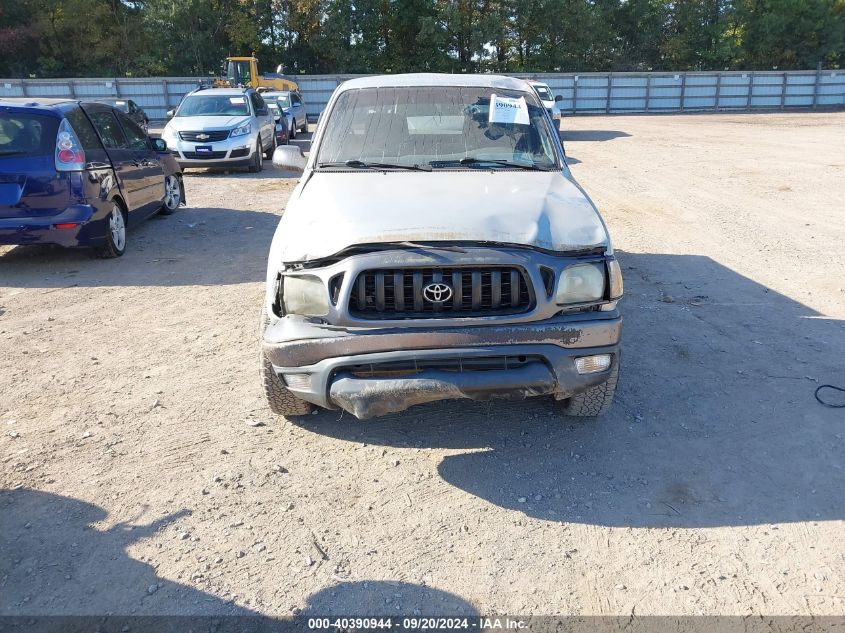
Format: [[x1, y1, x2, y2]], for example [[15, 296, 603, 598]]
[[422, 282, 453, 303]]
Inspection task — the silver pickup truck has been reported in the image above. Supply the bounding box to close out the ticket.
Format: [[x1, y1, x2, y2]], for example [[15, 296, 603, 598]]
[[260, 74, 622, 420]]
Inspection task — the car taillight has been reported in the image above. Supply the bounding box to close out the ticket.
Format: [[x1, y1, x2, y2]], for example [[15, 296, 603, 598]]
[[55, 119, 85, 171]]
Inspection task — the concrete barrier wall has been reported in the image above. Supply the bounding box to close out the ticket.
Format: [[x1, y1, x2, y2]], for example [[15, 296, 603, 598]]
[[2, 71, 843, 121]]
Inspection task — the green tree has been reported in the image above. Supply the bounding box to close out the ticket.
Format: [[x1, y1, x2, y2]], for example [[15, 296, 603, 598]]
[[735, 0, 845, 69], [610, 0, 668, 70]]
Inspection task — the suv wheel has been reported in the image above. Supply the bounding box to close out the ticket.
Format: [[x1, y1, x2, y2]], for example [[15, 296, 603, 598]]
[[290, 119, 296, 139], [160, 175, 182, 215], [259, 313, 313, 417], [560, 361, 619, 417], [98, 202, 127, 258], [249, 140, 263, 173]]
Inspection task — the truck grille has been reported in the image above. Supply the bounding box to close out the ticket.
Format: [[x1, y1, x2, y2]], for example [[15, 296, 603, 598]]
[[349, 267, 532, 319], [179, 130, 229, 142]]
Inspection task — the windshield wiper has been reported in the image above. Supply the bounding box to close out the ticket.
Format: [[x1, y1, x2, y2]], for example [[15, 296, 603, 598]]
[[430, 157, 546, 171], [318, 160, 431, 172]]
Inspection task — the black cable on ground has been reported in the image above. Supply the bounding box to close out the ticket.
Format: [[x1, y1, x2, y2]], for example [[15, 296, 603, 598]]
[[814, 384, 845, 408]]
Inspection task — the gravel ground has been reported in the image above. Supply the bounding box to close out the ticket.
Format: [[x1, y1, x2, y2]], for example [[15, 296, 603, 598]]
[[1, 113, 844, 618]]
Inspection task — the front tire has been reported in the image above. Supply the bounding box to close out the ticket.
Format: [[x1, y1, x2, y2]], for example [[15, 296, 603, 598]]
[[289, 119, 296, 139], [249, 140, 264, 173], [560, 361, 619, 417], [160, 174, 181, 215], [259, 313, 313, 417], [97, 202, 127, 258]]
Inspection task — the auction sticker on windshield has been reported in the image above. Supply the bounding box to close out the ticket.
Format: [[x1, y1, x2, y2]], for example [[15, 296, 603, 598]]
[[229, 97, 245, 104], [489, 94, 529, 125]]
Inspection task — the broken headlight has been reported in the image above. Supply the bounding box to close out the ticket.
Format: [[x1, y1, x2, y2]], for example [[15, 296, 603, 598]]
[[555, 262, 605, 304], [282, 275, 329, 316]]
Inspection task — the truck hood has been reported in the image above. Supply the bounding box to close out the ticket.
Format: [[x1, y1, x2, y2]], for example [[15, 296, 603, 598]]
[[272, 170, 609, 262]]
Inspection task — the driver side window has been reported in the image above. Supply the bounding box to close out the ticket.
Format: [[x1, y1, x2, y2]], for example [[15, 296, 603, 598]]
[[115, 110, 148, 150]]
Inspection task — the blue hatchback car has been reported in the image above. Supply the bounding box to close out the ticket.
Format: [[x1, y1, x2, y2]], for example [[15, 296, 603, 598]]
[[0, 98, 184, 258]]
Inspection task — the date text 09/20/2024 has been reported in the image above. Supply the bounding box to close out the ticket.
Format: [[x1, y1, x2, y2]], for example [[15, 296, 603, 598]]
[[307, 617, 527, 630]]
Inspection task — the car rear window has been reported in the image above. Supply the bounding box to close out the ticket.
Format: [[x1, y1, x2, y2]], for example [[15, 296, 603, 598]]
[[0, 112, 59, 157]]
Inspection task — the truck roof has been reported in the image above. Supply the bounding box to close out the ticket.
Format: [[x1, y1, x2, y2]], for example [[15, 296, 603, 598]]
[[337, 73, 534, 93]]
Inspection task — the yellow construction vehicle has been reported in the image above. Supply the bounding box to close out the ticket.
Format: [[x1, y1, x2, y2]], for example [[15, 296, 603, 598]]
[[215, 56, 299, 92]]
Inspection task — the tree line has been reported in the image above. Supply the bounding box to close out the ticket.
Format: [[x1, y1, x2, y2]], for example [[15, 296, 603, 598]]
[[1, 0, 843, 79]]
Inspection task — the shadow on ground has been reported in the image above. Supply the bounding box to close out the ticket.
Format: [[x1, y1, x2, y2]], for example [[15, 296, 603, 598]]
[[294, 251, 845, 529], [303, 581, 476, 616], [0, 207, 279, 288], [0, 488, 249, 616], [561, 130, 631, 142], [0, 488, 476, 622]]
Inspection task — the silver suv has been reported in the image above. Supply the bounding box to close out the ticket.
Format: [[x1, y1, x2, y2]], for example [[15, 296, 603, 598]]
[[161, 87, 275, 171], [261, 74, 622, 420]]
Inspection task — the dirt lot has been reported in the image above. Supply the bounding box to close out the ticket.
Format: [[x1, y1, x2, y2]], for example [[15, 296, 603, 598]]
[[2, 113, 844, 618]]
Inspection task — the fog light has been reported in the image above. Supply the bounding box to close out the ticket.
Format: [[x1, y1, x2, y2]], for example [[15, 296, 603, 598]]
[[575, 354, 612, 374], [283, 373, 311, 390]]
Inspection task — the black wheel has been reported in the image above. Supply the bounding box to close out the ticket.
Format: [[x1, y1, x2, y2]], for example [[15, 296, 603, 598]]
[[289, 119, 296, 139], [264, 133, 276, 159], [160, 174, 181, 215], [97, 201, 127, 258], [560, 360, 619, 417], [259, 313, 313, 416], [249, 140, 264, 173]]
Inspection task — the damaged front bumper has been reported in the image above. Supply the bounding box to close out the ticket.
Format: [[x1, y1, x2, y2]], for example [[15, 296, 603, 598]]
[[262, 311, 621, 419]]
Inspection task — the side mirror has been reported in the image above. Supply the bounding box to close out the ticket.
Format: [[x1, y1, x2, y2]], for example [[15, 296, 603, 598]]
[[274, 115, 282, 123], [554, 95, 563, 102], [166, 109, 175, 118], [272, 145, 307, 173], [152, 138, 167, 152]]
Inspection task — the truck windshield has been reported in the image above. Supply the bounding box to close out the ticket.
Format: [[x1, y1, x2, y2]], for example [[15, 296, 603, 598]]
[[316, 86, 559, 170], [176, 95, 250, 117], [226, 61, 252, 86]]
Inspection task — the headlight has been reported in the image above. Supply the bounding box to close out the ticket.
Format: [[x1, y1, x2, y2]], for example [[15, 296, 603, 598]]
[[282, 275, 329, 316], [555, 263, 605, 304], [162, 126, 177, 141], [230, 123, 251, 137]]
